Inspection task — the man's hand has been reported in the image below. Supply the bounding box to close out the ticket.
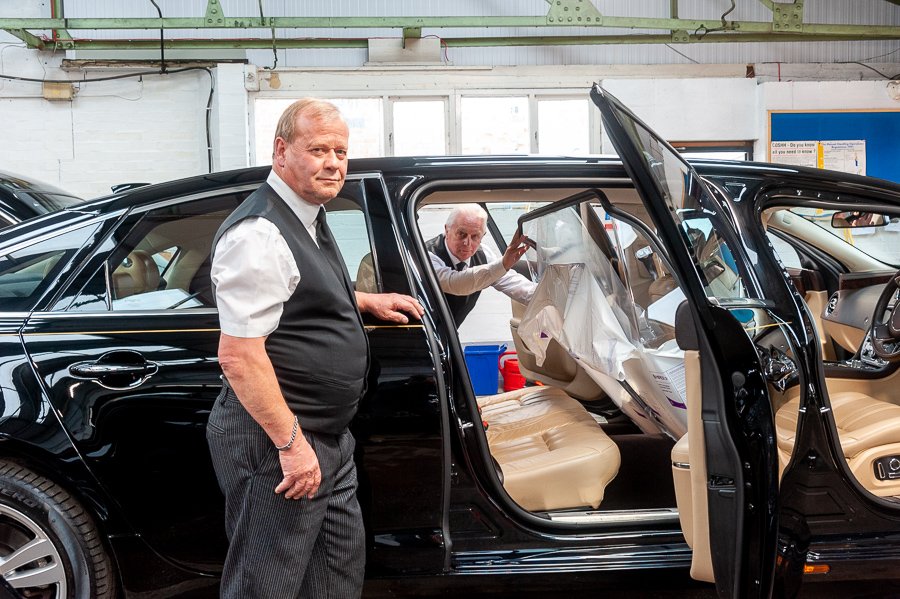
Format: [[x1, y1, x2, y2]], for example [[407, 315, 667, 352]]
[[274, 437, 322, 500], [502, 230, 532, 270], [356, 292, 425, 324]]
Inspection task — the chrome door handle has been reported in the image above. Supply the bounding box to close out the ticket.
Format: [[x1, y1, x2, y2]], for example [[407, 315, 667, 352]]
[[69, 351, 159, 390], [69, 362, 158, 377]]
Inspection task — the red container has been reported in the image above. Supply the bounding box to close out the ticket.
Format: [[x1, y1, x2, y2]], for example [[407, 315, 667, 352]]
[[499, 351, 526, 391]]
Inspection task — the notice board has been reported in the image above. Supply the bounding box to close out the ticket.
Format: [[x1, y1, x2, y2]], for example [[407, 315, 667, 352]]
[[768, 110, 900, 184]]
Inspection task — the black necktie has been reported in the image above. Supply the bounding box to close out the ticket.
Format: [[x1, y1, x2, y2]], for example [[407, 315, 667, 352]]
[[455, 261, 466, 271], [315, 208, 354, 298]]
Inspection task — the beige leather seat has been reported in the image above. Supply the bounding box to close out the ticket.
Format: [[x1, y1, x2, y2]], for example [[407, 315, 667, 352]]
[[112, 250, 160, 299], [477, 386, 620, 511], [776, 391, 900, 497]]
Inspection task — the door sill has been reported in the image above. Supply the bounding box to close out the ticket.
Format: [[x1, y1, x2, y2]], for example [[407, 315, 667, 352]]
[[546, 507, 680, 525]]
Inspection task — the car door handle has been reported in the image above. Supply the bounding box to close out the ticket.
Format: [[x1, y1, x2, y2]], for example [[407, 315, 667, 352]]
[[69, 362, 158, 377], [69, 351, 159, 390]]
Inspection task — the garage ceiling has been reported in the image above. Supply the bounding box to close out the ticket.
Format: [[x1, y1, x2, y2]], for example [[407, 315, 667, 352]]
[[1, 0, 899, 52]]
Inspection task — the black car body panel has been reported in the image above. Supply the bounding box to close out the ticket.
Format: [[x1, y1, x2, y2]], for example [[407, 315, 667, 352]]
[[0, 171, 84, 227]]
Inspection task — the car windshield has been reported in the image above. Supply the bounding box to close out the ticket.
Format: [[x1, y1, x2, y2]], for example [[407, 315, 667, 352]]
[[790, 207, 900, 267]]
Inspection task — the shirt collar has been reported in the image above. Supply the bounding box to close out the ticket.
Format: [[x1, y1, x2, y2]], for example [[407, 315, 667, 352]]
[[267, 170, 322, 230], [444, 238, 468, 266]]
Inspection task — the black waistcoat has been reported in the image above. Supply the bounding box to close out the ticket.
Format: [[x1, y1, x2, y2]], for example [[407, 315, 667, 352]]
[[426, 233, 487, 326], [211, 183, 369, 434]]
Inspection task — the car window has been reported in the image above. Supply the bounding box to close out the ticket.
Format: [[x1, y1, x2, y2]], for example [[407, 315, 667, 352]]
[[328, 207, 377, 292], [0, 224, 100, 312], [486, 202, 549, 243], [67, 194, 246, 312], [790, 207, 900, 267], [766, 232, 802, 269], [601, 98, 756, 303]]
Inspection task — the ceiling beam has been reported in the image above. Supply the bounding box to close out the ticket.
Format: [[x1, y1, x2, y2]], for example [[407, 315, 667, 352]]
[[1, 6, 897, 51]]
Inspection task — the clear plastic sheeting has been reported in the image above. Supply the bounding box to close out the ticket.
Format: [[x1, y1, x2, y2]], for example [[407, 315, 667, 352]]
[[517, 203, 689, 439]]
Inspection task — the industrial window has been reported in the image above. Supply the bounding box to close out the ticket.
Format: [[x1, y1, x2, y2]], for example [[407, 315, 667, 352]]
[[392, 99, 447, 156], [461, 96, 530, 154], [537, 98, 590, 155], [671, 140, 754, 161]]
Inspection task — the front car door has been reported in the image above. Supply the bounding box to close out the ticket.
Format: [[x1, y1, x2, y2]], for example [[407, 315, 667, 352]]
[[591, 84, 780, 598]]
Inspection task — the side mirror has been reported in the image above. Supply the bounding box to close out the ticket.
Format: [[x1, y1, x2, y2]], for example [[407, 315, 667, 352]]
[[831, 211, 889, 229]]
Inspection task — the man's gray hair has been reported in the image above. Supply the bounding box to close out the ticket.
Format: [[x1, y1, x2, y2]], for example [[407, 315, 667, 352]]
[[273, 98, 344, 150], [446, 204, 488, 231]]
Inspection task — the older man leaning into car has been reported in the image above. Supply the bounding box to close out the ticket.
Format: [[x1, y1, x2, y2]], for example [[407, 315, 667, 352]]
[[206, 98, 423, 598], [427, 204, 535, 325]]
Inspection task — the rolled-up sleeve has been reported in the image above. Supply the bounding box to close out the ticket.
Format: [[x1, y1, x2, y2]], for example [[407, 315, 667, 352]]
[[429, 251, 507, 296], [211, 217, 300, 338]]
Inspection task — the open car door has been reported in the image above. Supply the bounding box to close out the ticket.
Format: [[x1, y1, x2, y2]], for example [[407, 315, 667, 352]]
[[589, 84, 779, 598]]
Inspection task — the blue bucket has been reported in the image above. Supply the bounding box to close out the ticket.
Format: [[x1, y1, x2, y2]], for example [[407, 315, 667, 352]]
[[463, 344, 507, 396]]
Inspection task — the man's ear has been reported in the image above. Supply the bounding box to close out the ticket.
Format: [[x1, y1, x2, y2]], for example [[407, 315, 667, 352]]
[[273, 137, 287, 168]]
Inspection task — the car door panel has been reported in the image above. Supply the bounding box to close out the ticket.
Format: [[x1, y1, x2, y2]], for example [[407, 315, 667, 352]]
[[591, 84, 778, 597], [343, 176, 448, 576], [22, 311, 227, 571]]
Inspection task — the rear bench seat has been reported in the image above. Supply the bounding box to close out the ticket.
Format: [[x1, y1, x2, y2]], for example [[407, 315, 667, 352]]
[[477, 386, 620, 511]]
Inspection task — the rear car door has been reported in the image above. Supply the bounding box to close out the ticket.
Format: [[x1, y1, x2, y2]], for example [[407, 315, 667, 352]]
[[591, 84, 779, 598]]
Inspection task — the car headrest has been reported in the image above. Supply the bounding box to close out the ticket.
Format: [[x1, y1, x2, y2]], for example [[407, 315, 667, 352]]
[[355, 253, 377, 293], [674, 300, 699, 351], [112, 250, 160, 299]]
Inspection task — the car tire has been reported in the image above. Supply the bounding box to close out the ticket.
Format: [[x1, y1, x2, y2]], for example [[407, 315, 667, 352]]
[[0, 461, 115, 599]]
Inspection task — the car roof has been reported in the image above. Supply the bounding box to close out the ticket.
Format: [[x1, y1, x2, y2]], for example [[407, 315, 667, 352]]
[[3, 156, 899, 243]]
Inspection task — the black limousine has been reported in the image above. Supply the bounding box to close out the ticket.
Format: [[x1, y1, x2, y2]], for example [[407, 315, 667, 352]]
[[0, 86, 897, 598]]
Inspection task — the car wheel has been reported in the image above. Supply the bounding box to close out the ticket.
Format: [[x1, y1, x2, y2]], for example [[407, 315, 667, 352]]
[[0, 461, 114, 599]]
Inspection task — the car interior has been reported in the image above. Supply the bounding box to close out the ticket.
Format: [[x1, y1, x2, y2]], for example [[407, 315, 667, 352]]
[[759, 204, 900, 497], [416, 181, 900, 583], [417, 186, 692, 523]]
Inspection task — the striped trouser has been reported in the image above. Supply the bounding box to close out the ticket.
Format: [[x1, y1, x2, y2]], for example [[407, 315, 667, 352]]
[[206, 386, 365, 599]]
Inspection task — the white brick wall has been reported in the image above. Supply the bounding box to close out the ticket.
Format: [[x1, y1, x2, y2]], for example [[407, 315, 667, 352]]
[[0, 36, 250, 198]]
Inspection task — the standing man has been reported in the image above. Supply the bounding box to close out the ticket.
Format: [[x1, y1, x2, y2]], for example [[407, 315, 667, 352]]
[[427, 204, 535, 325], [207, 98, 423, 598]]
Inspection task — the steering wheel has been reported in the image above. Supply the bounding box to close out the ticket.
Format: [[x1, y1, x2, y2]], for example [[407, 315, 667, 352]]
[[871, 270, 900, 362]]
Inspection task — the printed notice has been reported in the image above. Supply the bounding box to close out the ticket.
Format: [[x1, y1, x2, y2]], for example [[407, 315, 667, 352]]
[[770, 141, 818, 168], [820, 140, 866, 176], [650, 363, 688, 410], [770, 139, 866, 176]]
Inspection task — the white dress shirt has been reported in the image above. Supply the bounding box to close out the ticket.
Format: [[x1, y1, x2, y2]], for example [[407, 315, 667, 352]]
[[429, 240, 535, 304], [211, 171, 321, 338]]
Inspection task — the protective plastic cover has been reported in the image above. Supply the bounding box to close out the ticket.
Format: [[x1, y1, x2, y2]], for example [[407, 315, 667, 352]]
[[517, 203, 689, 438]]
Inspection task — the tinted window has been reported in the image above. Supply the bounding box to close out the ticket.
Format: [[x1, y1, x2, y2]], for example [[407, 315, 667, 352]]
[[68, 194, 245, 312]]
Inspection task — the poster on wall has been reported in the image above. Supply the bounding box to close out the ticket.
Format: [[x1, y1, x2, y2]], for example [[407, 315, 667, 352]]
[[770, 141, 818, 167], [770, 139, 866, 176], [820, 140, 866, 175]]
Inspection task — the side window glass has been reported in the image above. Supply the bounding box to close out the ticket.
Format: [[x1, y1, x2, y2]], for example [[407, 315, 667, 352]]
[[485, 202, 549, 244], [605, 101, 755, 302], [766, 232, 802, 269], [328, 207, 377, 293], [69, 194, 245, 312], [0, 224, 99, 312]]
